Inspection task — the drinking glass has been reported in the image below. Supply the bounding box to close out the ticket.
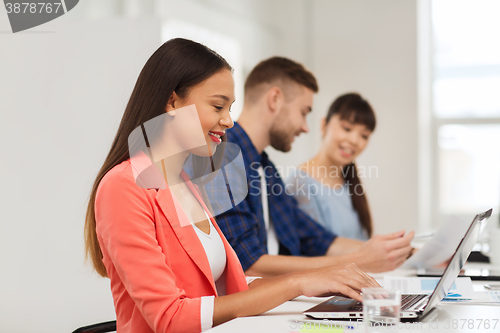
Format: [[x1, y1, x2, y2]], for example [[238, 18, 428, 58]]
[[362, 288, 401, 332]]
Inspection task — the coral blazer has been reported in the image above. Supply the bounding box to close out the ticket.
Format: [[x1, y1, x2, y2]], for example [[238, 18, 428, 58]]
[[95, 158, 248, 333]]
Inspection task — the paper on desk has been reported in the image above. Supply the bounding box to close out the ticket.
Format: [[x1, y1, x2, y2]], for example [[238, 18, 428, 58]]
[[382, 276, 476, 300], [401, 217, 471, 269]]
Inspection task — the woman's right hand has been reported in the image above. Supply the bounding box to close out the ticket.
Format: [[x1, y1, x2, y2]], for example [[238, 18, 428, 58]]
[[213, 263, 379, 326], [294, 263, 380, 302]]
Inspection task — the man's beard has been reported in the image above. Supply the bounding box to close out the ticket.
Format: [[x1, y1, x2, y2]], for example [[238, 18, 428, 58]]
[[269, 124, 294, 152]]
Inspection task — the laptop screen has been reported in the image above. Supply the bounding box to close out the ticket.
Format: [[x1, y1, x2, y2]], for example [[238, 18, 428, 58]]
[[422, 209, 492, 316]]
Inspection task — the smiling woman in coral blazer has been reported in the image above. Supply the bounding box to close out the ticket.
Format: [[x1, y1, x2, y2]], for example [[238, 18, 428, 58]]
[[84, 38, 379, 333], [95, 155, 249, 332]]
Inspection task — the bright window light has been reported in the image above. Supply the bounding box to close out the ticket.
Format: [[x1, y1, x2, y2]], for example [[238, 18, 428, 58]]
[[431, 0, 500, 220]]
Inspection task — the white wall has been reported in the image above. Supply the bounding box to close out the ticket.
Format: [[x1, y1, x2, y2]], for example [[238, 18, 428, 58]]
[[158, 0, 311, 119]]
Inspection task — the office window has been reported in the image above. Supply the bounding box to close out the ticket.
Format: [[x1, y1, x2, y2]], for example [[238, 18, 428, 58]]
[[431, 0, 500, 221], [438, 124, 500, 215]]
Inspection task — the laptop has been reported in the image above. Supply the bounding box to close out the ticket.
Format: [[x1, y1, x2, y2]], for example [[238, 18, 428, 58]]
[[303, 209, 492, 322]]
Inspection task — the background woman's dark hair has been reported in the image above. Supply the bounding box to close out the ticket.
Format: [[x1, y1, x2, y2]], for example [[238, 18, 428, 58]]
[[325, 93, 376, 237], [85, 38, 232, 277]]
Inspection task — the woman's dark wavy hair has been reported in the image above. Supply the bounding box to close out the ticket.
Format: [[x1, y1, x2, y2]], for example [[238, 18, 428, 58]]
[[84, 38, 232, 277], [326, 93, 376, 237]]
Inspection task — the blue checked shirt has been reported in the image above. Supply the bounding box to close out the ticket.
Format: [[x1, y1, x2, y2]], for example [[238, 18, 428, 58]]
[[213, 122, 337, 271]]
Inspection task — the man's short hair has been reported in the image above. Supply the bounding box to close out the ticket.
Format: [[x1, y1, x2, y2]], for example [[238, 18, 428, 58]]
[[244, 57, 318, 103]]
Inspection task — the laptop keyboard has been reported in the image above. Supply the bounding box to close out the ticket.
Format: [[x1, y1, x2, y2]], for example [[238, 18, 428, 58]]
[[401, 294, 427, 310]]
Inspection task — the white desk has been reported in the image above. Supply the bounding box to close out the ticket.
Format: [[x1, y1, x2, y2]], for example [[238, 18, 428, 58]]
[[208, 265, 500, 333]]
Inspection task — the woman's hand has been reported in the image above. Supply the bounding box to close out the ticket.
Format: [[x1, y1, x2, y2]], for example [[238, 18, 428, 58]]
[[294, 263, 380, 302]]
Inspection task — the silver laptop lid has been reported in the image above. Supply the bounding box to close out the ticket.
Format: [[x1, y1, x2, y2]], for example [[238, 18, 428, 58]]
[[422, 209, 492, 316]]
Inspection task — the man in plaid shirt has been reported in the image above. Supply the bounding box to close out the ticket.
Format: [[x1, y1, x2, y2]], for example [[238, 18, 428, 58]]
[[214, 57, 414, 277]]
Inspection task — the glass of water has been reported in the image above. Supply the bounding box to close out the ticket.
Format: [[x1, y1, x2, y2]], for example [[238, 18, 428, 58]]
[[362, 288, 401, 332]]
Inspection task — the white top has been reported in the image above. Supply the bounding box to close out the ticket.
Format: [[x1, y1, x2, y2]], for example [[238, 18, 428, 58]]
[[195, 209, 226, 331], [257, 166, 280, 255], [193, 210, 227, 283]]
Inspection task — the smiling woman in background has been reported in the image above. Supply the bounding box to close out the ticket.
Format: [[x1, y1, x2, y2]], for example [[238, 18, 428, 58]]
[[84, 40, 378, 333], [286, 93, 376, 240]]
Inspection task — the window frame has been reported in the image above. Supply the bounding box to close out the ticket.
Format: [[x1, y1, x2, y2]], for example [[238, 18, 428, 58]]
[[419, 0, 500, 230]]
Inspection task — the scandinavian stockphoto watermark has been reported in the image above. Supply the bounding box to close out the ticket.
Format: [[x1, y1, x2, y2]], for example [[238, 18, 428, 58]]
[[249, 161, 379, 198], [3, 0, 79, 33]]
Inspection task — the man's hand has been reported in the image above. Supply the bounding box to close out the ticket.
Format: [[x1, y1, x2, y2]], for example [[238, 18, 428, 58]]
[[354, 230, 414, 273]]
